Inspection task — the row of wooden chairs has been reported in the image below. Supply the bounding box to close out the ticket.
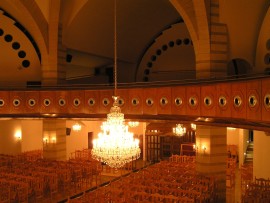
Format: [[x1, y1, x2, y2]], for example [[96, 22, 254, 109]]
[[69, 156, 216, 203]]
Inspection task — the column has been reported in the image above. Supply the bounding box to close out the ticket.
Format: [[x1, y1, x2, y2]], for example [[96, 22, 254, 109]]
[[196, 125, 227, 202], [43, 120, 66, 160]]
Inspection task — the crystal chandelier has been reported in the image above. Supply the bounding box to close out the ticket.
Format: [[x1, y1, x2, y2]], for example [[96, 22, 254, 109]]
[[72, 123, 82, 131], [173, 124, 186, 136], [128, 121, 139, 128], [91, 0, 140, 168]]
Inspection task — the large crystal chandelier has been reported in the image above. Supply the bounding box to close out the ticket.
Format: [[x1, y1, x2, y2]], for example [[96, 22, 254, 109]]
[[91, 0, 140, 168], [173, 124, 186, 136]]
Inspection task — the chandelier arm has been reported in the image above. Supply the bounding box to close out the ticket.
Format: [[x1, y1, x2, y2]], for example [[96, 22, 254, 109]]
[[114, 0, 117, 97]]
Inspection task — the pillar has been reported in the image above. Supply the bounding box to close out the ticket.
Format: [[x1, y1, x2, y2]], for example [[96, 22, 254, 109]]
[[43, 120, 67, 160], [196, 125, 227, 202]]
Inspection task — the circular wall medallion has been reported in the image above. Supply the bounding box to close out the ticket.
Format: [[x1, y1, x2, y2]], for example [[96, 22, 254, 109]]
[[0, 99, 5, 107], [73, 98, 81, 107], [189, 96, 197, 107], [59, 99, 66, 106], [218, 96, 227, 107], [160, 97, 168, 106], [174, 97, 182, 106], [13, 99, 20, 107], [118, 98, 124, 106], [233, 96, 242, 107], [264, 94, 270, 109], [248, 95, 257, 108], [204, 96, 212, 107], [146, 98, 154, 106], [102, 98, 110, 106], [28, 99, 36, 107], [88, 98, 95, 106], [131, 98, 139, 106], [44, 99, 51, 107]]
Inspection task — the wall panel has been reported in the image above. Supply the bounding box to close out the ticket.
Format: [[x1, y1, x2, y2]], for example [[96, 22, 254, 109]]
[[40, 91, 56, 114], [10, 91, 25, 114], [98, 90, 114, 114], [69, 90, 85, 114], [25, 91, 40, 114]]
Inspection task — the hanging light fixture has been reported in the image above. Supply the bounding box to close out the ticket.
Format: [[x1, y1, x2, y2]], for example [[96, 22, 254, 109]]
[[128, 121, 139, 128], [91, 0, 140, 169], [72, 123, 82, 131], [173, 124, 186, 136]]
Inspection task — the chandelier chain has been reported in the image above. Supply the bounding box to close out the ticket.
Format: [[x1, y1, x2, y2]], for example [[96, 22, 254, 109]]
[[114, 0, 117, 96]]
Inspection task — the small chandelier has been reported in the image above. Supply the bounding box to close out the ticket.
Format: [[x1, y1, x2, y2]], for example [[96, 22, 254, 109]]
[[91, 0, 140, 168], [72, 123, 82, 131], [128, 121, 139, 128], [191, 123, 196, 130], [173, 124, 186, 136]]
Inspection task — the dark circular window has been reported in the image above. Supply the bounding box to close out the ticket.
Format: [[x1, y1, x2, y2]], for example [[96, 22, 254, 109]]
[[233, 96, 242, 107], [162, 44, 168, 51], [156, 49, 162, 55], [144, 69, 150, 75], [147, 62, 152, 68], [18, 50, 26, 58], [0, 29, 4, 36], [131, 98, 139, 106], [151, 55, 156, 61], [22, 60, 30, 68], [12, 42, 20, 50], [4, 34, 13, 42], [183, 38, 190, 45], [88, 98, 95, 106], [176, 39, 182, 45], [168, 41, 174, 47]]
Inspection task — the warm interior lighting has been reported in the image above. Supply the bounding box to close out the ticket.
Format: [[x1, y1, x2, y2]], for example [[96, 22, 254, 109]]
[[173, 124, 186, 136], [191, 123, 196, 130], [14, 130, 22, 141], [128, 121, 139, 128], [91, 0, 140, 169], [72, 123, 82, 131], [227, 127, 236, 130]]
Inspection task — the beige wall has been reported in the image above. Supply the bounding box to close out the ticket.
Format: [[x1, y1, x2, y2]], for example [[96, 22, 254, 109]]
[[21, 120, 43, 152], [0, 120, 22, 155], [253, 130, 270, 179]]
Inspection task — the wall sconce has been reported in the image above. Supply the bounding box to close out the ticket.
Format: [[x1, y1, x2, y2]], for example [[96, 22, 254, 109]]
[[43, 137, 48, 145], [202, 146, 207, 154], [51, 137, 56, 144], [14, 130, 22, 141]]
